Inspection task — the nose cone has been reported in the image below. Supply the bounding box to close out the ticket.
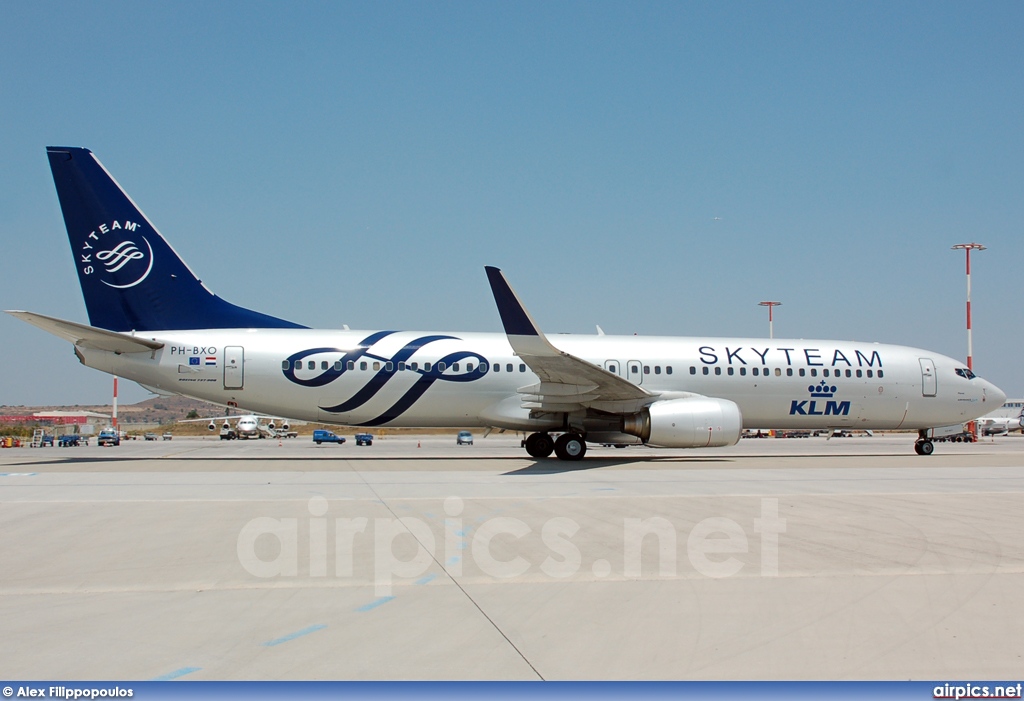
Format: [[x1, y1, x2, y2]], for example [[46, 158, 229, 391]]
[[986, 381, 1007, 408]]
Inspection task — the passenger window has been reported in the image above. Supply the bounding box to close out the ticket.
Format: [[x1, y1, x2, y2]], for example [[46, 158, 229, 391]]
[[799, 368, 806, 377], [519, 364, 526, 372], [398, 361, 406, 371], [878, 370, 884, 378], [856, 369, 862, 378], [654, 366, 661, 375], [437, 362, 446, 372], [609, 364, 617, 374], [823, 369, 830, 377], [308, 361, 315, 370], [867, 370, 873, 378], [786, 368, 793, 376], [775, 368, 782, 377], [386, 362, 394, 372], [752, 368, 759, 376], [810, 369, 817, 377], [740, 367, 747, 376], [321, 361, 328, 371], [347, 360, 355, 371], [294, 360, 302, 371], [466, 363, 474, 372], [702, 367, 709, 375], [372, 362, 380, 371], [666, 366, 672, 374], [453, 363, 460, 372], [424, 362, 432, 372], [643, 366, 649, 374], [689, 367, 696, 375], [493, 363, 500, 372], [360, 361, 367, 371], [281, 360, 289, 370], [728, 367, 734, 376], [334, 361, 342, 371], [411, 362, 418, 371], [845, 369, 852, 378], [631, 365, 639, 374], [506, 363, 513, 372], [714, 367, 722, 375]]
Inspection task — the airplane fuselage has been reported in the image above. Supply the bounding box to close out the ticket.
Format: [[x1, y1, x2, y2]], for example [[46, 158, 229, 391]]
[[80, 328, 996, 432]]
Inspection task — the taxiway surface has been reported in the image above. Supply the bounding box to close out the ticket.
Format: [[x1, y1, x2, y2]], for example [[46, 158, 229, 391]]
[[1, 434, 1022, 680]]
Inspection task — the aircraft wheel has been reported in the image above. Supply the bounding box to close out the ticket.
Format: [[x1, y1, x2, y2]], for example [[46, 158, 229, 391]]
[[914, 440, 934, 456], [554, 433, 587, 461], [525, 432, 554, 458]]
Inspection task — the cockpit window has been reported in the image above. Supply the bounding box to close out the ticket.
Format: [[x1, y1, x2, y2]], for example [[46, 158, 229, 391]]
[[955, 368, 976, 380]]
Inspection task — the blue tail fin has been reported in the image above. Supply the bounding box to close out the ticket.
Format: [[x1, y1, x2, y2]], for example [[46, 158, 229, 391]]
[[46, 147, 306, 332]]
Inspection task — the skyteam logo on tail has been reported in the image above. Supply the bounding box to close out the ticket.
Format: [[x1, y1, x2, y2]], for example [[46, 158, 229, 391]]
[[79, 220, 154, 289], [790, 380, 851, 416]]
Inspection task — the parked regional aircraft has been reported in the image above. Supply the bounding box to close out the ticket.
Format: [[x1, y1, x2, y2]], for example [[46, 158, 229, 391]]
[[6, 147, 1007, 459], [978, 410, 1024, 436], [180, 413, 290, 439]]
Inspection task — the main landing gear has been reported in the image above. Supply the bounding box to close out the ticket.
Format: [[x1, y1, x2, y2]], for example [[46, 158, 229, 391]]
[[524, 432, 587, 461]]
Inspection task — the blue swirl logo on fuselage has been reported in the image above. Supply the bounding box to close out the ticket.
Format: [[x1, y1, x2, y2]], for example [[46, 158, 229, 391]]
[[282, 331, 489, 426]]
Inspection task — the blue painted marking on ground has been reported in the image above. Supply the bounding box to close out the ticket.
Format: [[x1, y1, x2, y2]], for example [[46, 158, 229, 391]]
[[151, 666, 201, 681], [415, 573, 436, 585], [262, 624, 327, 646], [592, 487, 617, 491], [0, 473, 37, 477], [447, 556, 461, 566], [458, 541, 468, 550], [356, 596, 395, 612]]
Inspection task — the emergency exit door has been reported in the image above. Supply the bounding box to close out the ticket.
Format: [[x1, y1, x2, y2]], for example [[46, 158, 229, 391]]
[[224, 346, 244, 390]]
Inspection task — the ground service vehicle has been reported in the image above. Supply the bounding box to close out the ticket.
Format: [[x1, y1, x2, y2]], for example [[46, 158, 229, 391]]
[[313, 429, 345, 445]]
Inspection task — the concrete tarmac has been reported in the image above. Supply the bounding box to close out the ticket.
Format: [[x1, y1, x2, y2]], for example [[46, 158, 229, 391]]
[[1, 433, 1023, 680]]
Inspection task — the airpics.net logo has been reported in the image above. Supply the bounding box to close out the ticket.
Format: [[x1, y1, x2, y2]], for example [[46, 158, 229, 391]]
[[78, 220, 154, 289], [236, 496, 787, 596]]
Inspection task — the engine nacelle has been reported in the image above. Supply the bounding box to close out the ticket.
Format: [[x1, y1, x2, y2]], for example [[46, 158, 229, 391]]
[[207, 422, 217, 431], [267, 421, 276, 431], [623, 397, 742, 448], [281, 421, 290, 431]]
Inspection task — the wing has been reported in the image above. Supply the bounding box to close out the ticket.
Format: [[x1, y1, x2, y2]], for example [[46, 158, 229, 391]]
[[485, 267, 655, 414]]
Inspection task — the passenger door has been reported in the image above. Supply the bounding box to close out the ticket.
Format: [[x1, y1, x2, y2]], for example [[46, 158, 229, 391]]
[[919, 357, 936, 397], [224, 346, 244, 390]]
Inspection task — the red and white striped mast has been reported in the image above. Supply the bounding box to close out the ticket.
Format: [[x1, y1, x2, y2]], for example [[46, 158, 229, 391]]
[[952, 242, 986, 439], [759, 301, 781, 339]]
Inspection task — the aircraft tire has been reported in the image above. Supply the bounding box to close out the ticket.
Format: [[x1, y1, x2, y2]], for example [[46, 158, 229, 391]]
[[524, 432, 554, 459], [554, 433, 587, 461], [914, 440, 934, 456]]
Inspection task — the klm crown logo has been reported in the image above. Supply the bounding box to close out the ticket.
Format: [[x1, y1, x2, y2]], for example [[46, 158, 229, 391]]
[[791, 380, 850, 417], [809, 380, 836, 398]]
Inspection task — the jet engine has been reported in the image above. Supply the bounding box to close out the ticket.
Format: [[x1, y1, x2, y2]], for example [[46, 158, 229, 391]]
[[267, 421, 275, 431], [622, 397, 742, 448], [281, 421, 290, 431], [207, 422, 217, 431]]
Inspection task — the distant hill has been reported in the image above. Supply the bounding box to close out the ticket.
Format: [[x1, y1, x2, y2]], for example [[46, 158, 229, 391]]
[[0, 395, 219, 426]]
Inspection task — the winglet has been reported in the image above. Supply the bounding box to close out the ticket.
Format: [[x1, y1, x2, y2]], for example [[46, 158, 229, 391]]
[[484, 266, 542, 337]]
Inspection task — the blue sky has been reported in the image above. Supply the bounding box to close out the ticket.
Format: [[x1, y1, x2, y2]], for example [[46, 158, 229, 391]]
[[2, 1, 1022, 406]]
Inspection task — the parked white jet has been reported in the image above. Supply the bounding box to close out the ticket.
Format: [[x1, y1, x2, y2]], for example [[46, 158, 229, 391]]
[[978, 410, 1024, 436], [6, 147, 1007, 459], [180, 413, 290, 439]]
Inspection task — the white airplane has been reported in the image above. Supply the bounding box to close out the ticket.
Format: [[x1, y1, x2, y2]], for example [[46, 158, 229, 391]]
[[7, 147, 1007, 460], [180, 413, 291, 439], [978, 410, 1024, 436]]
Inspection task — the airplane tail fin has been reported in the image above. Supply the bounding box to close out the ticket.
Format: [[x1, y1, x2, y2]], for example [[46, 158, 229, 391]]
[[46, 147, 305, 332]]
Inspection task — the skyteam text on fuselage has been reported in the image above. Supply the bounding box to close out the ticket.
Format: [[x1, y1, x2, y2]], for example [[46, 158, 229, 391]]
[[6, 147, 1006, 460]]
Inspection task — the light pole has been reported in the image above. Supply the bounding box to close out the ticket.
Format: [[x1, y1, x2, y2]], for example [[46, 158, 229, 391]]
[[759, 301, 781, 339], [952, 243, 986, 440]]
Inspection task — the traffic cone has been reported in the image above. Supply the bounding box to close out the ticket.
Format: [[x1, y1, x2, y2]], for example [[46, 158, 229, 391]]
[[417, 441, 421, 448]]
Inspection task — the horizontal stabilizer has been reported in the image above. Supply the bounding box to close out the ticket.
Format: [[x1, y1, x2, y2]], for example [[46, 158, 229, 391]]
[[6, 310, 164, 353]]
